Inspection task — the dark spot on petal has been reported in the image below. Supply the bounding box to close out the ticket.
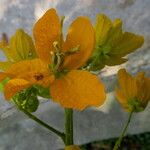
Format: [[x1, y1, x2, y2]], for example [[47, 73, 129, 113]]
[[34, 73, 44, 81]]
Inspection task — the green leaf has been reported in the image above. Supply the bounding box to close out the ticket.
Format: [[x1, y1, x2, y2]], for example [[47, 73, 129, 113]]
[[128, 99, 144, 112]]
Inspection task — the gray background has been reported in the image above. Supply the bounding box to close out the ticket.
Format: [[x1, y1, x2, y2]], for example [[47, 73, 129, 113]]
[[0, 0, 150, 150]]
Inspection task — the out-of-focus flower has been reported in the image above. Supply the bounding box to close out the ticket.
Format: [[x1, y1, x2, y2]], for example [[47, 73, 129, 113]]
[[88, 14, 144, 71], [65, 145, 81, 150], [115, 69, 150, 112], [0, 29, 36, 70], [0, 8, 106, 110]]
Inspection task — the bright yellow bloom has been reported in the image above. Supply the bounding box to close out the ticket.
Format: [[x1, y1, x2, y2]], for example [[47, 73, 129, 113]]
[[0, 8, 106, 110], [115, 69, 150, 112], [65, 145, 81, 150], [89, 14, 144, 71], [0, 29, 36, 70]]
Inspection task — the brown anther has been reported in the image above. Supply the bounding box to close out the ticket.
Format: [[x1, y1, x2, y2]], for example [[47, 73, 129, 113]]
[[34, 73, 44, 81]]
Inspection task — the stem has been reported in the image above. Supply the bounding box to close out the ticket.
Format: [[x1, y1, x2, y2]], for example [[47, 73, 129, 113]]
[[14, 99, 66, 143], [22, 108, 65, 142], [113, 111, 133, 150], [65, 108, 74, 146]]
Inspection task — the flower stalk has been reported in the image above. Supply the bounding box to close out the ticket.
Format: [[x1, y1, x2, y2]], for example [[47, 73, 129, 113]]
[[14, 100, 66, 143], [65, 108, 74, 146], [113, 110, 133, 150]]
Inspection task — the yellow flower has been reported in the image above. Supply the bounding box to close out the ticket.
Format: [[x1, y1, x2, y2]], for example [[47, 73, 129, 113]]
[[65, 145, 81, 150], [115, 69, 150, 112], [0, 8, 106, 110], [88, 14, 144, 71], [0, 29, 36, 70]]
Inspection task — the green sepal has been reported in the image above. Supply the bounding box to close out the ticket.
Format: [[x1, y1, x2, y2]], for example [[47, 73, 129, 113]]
[[13, 87, 39, 113], [23, 95, 39, 113], [34, 85, 51, 98], [54, 69, 69, 79], [128, 98, 145, 112]]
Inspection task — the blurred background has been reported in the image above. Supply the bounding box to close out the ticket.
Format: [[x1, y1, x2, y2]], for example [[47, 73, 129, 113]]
[[0, 0, 150, 150]]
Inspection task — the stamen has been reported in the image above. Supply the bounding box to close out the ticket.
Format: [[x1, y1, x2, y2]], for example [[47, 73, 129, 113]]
[[55, 53, 61, 70], [60, 16, 65, 48], [53, 41, 60, 52], [65, 45, 80, 55], [28, 51, 32, 57], [50, 51, 55, 67]]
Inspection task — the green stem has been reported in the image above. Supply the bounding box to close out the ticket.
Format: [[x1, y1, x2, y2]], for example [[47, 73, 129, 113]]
[[14, 100, 66, 143], [113, 111, 133, 150], [65, 108, 74, 146], [22, 108, 65, 143]]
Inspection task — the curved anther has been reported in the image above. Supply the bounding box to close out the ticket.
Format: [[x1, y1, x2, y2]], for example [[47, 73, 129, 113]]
[[65, 45, 80, 55], [53, 41, 60, 52]]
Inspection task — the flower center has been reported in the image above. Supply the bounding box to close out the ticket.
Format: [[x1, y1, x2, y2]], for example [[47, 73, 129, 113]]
[[50, 41, 80, 73], [49, 16, 80, 78]]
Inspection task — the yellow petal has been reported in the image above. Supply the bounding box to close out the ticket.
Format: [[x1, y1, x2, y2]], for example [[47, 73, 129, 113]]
[[2, 59, 53, 87], [50, 70, 106, 110], [117, 69, 137, 100], [136, 72, 150, 103], [10, 29, 36, 61], [104, 55, 127, 66], [62, 17, 95, 69], [116, 69, 150, 112], [111, 32, 144, 55], [0, 41, 12, 61], [0, 72, 10, 82], [115, 88, 130, 111], [33, 8, 61, 63], [65, 145, 81, 150], [105, 19, 122, 48], [95, 14, 112, 46], [5, 59, 47, 77], [4, 78, 31, 100], [91, 14, 144, 70]]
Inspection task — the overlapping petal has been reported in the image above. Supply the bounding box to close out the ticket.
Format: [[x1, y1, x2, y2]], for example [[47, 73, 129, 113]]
[[115, 69, 150, 112], [33, 8, 61, 63], [117, 69, 137, 99], [0, 72, 10, 81], [0, 59, 54, 91], [62, 17, 95, 69], [10, 29, 36, 61], [4, 79, 31, 100], [95, 14, 112, 46], [50, 70, 106, 110], [0, 29, 36, 72], [89, 14, 144, 71], [136, 72, 150, 104], [111, 32, 144, 55]]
